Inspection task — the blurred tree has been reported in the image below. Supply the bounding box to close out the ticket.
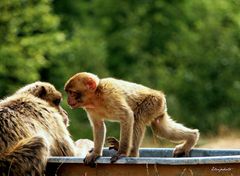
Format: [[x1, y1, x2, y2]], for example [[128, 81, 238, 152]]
[[161, 0, 240, 132], [0, 0, 109, 139], [0, 0, 64, 95]]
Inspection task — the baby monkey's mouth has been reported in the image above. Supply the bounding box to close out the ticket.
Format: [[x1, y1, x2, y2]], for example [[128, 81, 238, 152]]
[[68, 102, 79, 109], [68, 99, 84, 109]]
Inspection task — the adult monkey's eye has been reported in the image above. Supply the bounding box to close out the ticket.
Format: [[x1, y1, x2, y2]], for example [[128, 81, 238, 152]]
[[53, 98, 61, 106]]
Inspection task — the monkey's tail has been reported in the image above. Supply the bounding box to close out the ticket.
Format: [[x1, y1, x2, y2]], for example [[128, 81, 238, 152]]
[[0, 136, 49, 176], [151, 112, 200, 150]]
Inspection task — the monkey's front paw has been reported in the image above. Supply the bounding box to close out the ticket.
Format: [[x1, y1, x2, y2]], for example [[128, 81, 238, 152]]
[[173, 145, 189, 157], [110, 153, 126, 163], [84, 151, 100, 167], [106, 137, 119, 151]]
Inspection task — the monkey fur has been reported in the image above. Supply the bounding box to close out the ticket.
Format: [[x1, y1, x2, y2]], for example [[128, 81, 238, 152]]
[[64, 72, 200, 164], [0, 82, 77, 176]]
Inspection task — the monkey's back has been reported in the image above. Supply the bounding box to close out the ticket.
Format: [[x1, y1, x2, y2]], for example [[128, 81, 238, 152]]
[[100, 78, 153, 96], [99, 78, 165, 112]]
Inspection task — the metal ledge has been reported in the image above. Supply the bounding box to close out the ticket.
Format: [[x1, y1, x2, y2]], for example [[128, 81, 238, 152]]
[[48, 148, 240, 165]]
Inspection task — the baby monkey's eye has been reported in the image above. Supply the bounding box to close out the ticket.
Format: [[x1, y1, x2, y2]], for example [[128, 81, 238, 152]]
[[53, 98, 61, 106], [68, 90, 77, 95], [75, 92, 82, 99]]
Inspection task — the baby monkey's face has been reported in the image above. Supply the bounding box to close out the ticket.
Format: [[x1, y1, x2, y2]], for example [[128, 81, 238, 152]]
[[64, 72, 98, 109]]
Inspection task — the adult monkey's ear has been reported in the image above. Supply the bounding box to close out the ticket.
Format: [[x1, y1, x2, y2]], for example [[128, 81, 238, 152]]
[[38, 86, 47, 98]]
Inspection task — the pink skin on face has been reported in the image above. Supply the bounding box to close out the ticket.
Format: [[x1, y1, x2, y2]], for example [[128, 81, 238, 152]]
[[67, 95, 80, 109]]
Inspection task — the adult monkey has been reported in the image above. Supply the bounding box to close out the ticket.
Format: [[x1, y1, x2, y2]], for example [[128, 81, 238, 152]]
[[0, 82, 92, 176], [64, 72, 200, 165]]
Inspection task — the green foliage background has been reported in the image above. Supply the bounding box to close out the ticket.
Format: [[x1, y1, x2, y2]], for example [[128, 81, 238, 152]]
[[0, 0, 240, 140]]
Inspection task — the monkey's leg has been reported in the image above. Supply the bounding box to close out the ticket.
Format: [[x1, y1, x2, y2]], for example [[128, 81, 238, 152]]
[[129, 121, 146, 157], [110, 111, 134, 163], [84, 117, 106, 167], [0, 136, 49, 176], [151, 112, 199, 157]]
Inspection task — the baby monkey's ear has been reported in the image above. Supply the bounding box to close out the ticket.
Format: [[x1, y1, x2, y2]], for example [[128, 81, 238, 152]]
[[83, 75, 99, 91], [84, 78, 97, 91]]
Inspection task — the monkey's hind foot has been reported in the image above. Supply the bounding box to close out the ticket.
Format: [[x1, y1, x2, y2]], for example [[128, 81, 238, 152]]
[[106, 137, 119, 151], [173, 144, 190, 157], [110, 153, 126, 163]]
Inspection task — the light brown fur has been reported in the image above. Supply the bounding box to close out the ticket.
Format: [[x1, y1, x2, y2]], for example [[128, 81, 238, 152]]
[[64, 72, 200, 164], [0, 82, 77, 176], [16, 81, 70, 126]]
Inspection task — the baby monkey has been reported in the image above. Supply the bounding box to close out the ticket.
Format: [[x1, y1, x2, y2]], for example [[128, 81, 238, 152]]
[[64, 72, 199, 164]]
